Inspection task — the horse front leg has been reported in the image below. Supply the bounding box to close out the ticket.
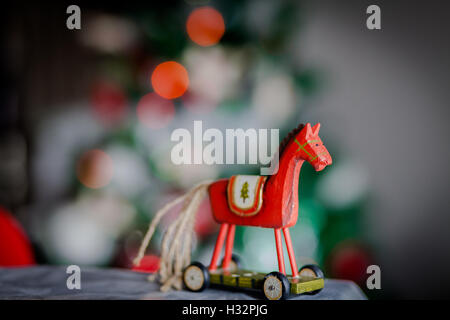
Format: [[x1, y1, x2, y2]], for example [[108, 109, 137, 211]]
[[283, 228, 299, 278], [209, 223, 229, 271]]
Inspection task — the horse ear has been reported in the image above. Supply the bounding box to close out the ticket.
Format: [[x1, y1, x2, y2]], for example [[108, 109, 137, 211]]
[[305, 123, 313, 136], [312, 123, 321, 136]]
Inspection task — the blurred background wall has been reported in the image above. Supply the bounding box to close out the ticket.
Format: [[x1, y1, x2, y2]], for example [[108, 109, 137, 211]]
[[298, 0, 450, 298], [0, 0, 449, 299]]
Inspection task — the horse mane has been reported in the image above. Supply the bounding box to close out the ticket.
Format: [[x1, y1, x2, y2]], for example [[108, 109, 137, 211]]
[[267, 123, 304, 178], [277, 123, 305, 159]]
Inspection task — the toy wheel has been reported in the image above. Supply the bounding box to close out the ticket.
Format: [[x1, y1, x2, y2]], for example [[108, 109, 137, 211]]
[[299, 264, 324, 295], [221, 254, 241, 271], [183, 262, 210, 292], [262, 272, 290, 300]]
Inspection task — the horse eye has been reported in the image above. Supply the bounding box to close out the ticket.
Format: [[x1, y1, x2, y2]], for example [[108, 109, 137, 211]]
[[316, 144, 319, 147]]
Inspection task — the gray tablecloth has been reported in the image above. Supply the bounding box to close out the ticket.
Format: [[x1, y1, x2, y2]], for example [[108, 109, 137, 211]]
[[0, 266, 366, 300]]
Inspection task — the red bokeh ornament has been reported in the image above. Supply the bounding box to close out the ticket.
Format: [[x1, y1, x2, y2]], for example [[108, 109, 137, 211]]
[[0, 207, 35, 266], [132, 255, 160, 273], [330, 242, 372, 285]]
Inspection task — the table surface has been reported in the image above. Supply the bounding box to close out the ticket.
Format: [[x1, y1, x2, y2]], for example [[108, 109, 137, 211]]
[[0, 266, 367, 300]]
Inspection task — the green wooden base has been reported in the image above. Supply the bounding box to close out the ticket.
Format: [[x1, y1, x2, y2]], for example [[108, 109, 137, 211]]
[[209, 269, 324, 295]]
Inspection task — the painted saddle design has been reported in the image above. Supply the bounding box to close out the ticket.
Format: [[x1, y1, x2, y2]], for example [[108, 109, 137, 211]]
[[227, 175, 267, 217]]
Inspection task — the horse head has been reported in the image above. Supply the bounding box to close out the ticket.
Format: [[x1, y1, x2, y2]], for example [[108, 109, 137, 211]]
[[294, 123, 332, 172]]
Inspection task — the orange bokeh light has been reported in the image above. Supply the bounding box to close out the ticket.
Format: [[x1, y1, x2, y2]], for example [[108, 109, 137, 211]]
[[137, 92, 175, 129], [186, 7, 225, 47], [151, 61, 189, 99], [77, 149, 113, 189]]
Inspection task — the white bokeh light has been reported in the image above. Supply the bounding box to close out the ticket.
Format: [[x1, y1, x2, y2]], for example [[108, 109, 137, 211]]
[[251, 73, 297, 127], [316, 159, 370, 210], [106, 145, 151, 198], [183, 46, 244, 104], [47, 204, 115, 265]]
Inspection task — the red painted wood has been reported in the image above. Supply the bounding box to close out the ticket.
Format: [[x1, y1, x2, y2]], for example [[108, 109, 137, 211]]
[[222, 224, 235, 270], [274, 228, 286, 275], [283, 228, 299, 277], [209, 223, 229, 271]]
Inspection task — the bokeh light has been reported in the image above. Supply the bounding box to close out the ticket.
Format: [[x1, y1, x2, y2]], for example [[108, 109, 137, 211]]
[[183, 46, 243, 106], [77, 149, 114, 189], [151, 61, 189, 99], [106, 146, 151, 198], [251, 73, 296, 127], [316, 160, 369, 210], [186, 7, 225, 47], [47, 204, 115, 265], [136, 92, 175, 129], [182, 92, 216, 114], [80, 14, 138, 54], [90, 81, 127, 125], [132, 255, 160, 273], [330, 242, 372, 285]]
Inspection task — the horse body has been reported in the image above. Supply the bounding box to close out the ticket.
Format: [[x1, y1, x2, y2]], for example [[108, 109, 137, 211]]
[[208, 159, 305, 229]]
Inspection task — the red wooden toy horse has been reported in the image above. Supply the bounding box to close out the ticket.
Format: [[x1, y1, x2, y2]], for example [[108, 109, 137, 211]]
[[134, 123, 332, 292]]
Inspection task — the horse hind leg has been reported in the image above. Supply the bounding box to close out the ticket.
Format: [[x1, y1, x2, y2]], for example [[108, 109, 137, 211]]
[[274, 228, 286, 275], [209, 223, 229, 271]]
